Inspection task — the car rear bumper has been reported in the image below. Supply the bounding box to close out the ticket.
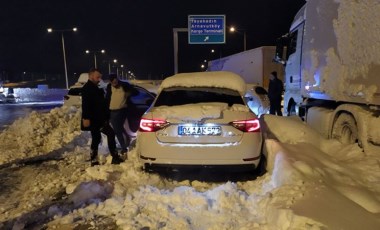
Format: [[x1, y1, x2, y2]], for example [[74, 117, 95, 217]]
[[143, 163, 258, 172], [137, 133, 262, 166]]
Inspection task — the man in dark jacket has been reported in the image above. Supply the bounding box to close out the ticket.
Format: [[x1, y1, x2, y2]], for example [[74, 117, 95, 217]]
[[268, 71, 283, 116], [81, 68, 123, 165], [105, 74, 138, 157]]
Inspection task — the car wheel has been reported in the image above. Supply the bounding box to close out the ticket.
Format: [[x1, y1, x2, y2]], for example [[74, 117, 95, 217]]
[[332, 113, 358, 144], [255, 154, 267, 176]]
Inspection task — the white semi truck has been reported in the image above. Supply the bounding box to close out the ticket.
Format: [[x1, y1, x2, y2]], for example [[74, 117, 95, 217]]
[[208, 46, 284, 89], [275, 0, 380, 146]]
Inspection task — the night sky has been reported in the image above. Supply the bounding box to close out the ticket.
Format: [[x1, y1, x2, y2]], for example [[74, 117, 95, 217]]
[[0, 0, 305, 82]]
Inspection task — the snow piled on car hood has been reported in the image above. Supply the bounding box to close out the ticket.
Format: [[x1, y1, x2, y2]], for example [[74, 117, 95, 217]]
[[158, 71, 247, 95], [152, 103, 250, 121]]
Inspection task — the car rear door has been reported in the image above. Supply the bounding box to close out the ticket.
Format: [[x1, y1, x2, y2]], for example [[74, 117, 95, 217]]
[[128, 85, 156, 132]]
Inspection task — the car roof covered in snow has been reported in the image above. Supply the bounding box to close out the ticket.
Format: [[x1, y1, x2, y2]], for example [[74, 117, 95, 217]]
[[158, 71, 246, 95]]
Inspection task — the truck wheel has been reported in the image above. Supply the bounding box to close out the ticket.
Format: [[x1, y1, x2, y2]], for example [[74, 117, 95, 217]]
[[332, 113, 358, 144]]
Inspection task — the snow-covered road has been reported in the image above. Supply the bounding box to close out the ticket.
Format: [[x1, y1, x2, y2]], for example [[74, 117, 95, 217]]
[[0, 106, 380, 230]]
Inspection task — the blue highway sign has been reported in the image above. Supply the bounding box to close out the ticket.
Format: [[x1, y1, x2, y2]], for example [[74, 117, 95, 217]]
[[188, 15, 225, 44]]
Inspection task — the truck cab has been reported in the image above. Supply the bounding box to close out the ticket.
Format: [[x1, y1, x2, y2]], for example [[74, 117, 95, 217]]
[[275, 4, 305, 116], [274, 0, 380, 147]]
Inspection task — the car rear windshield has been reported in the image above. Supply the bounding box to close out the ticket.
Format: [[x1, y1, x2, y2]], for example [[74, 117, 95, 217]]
[[68, 88, 82, 96], [154, 87, 245, 107]]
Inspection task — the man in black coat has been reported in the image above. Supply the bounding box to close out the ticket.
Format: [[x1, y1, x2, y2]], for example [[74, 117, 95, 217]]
[[81, 68, 123, 165], [268, 71, 283, 116]]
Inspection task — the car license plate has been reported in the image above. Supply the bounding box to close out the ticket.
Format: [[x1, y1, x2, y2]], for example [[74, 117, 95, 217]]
[[178, 125, 221, 136]]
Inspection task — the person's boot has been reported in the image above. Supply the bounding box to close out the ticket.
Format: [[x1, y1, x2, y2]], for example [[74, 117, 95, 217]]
[[90, 149, 99, 166], [121, 147, 129, 161], [111, 150, 123, 164]]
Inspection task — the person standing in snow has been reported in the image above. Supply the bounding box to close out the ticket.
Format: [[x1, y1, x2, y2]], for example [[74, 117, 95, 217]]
[[267, 71, 283, 116], [81, 68, 123, 165], [105, 73, 138, 158]]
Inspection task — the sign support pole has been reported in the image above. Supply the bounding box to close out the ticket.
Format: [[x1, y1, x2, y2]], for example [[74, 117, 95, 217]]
[[173, 28, 188, 74]]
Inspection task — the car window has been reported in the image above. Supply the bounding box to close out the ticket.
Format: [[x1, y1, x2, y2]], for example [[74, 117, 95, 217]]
[[68, 88, 82, 96], [154, 87, 244, 107], [254, 86, 268, 95], [130, 85, 156, 106]]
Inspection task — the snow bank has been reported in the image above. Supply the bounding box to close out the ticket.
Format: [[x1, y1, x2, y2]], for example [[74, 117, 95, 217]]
[[263, 114, 380, 213], [0, 100, 379, 229], [55, 151, 325, 229], [0, 106, 84, 165]]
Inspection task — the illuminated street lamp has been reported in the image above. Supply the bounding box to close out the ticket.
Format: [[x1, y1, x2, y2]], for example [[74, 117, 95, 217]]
[[47, 27, 78, 89], [229, 26, 247, 51], [201, 59, 208, 71], [120, 64, 125, 79], [85, 49, 105, 68], [108, 59, 118, 74], [210, 48, 222, 59]]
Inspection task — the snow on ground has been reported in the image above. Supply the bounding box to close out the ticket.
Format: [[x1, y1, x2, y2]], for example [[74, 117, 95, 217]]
[[0, 106, 83, 165], [1, 105, 380, 229]]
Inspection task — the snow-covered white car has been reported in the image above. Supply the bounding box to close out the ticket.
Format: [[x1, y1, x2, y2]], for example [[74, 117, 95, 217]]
[[0, 92, 6, 103], [137, 71, 263, 170], [63, 83, 84, 107], [63, 73, 105, 108], [245, 84, 270, 117]]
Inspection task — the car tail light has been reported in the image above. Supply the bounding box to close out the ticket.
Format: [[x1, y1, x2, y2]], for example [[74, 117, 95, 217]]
[[64, 95, 70, 100], [139, 118, 169, 132], [230, 118, 260, 132]]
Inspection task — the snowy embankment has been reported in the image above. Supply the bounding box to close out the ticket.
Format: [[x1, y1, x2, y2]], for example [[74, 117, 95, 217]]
[[0, 106, 380, 229], [0, 106, 84, 166]]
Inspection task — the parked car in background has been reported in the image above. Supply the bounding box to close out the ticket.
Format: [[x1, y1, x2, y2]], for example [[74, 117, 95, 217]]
[[137, 71, 263, 171], [63, 73, 157, 108], [245, 84, 270, 117], [5, 88, 18, 103], [0, 93, 6, 103], [63, 78, 156, 137], [129, 79, 162, 95], [63, 83, 84, 107], [63, 73, 92, 107], [0, 84, 5, 103], [5, 94, 17, 103]]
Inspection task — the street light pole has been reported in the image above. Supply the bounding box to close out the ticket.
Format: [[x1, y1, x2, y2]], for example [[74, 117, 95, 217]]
[[60, 33, 69, 89], [94, 53, 97, 68], [229, 26, 247, 51], [120, 64, 124, 79], [108, 59, 117, 74], [47, 27, 77, 89], [173, 28, 188, 74], [243, 30, 247, 51], [85, 49, 105, 68]]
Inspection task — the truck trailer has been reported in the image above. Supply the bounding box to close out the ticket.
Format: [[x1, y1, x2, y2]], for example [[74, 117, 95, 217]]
[[208, 46, 284, 89], [275, 0, 380, 146]]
